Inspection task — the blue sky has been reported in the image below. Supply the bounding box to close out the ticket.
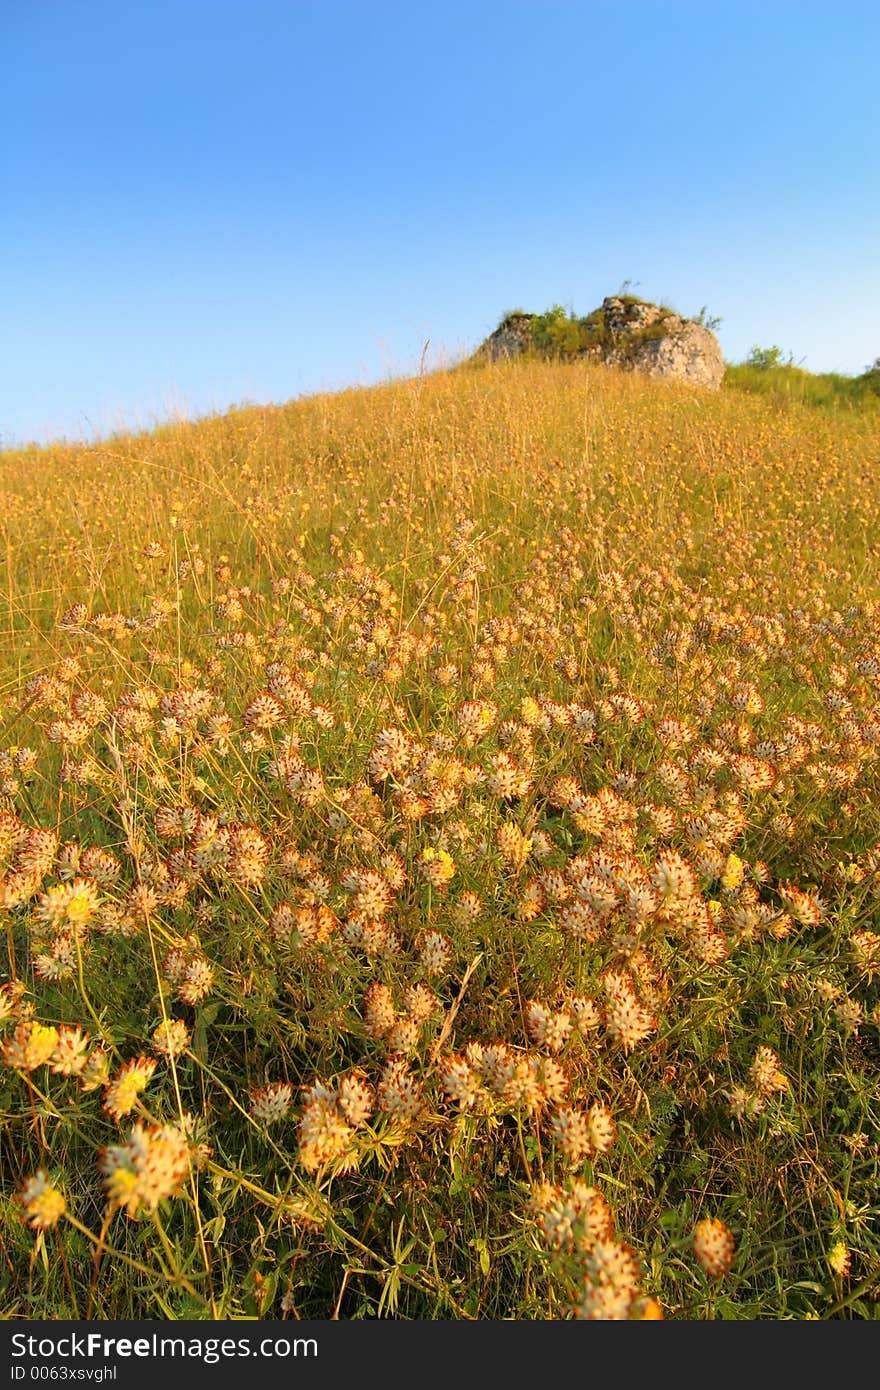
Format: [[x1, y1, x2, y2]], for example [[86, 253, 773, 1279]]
[[3, 1, 878, 446]]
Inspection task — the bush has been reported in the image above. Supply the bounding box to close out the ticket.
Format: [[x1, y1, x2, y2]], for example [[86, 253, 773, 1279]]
[[858, 358, 880, 395], [530, 306, 587, 358], [745, 345, 790, 371]]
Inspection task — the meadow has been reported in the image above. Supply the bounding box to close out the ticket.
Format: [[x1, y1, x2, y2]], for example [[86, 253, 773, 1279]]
[[1, 357, 879, 1319]]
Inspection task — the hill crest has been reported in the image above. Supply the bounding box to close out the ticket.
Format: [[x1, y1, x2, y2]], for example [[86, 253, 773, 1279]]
[[477, 294, 726, 389]]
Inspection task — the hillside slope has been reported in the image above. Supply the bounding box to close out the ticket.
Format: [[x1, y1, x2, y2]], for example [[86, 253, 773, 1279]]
[[1, 360, 879, 1319]]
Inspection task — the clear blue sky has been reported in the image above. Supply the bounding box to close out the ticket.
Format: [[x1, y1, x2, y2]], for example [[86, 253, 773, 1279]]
[[3, 1, 878, 446]]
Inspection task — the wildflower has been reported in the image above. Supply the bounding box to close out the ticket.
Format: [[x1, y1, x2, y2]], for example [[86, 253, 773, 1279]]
[[814, 976, 840, 1003], [549, 1105, 593, 1166], [71, 689, 109, 726], [571, 704, 597, 736], [33, 934, 76, 981], [587, 1102, 617, 1154], [516, 878, 546, 921], [417, 846, 455, 888], [60, 603, 88, 630], [655, 760, 691, 801], [176, 950, 215, 1002], [575, 1238, 644, 1319], [267, 665, 313, 714], [526, 1000, 550, 1047], [451, 890, 483, 923], [651, 850, 697, 904], [531, 829, 554, 859], [50, 1025, 90, 1076], [456, 699, 497, 744], [404, 982, 439, 1022], [19, 1172, 66, 1230], [79, 847, 121, 884], [336, 1072, 373, 1127], [250, 1081, 295, 1124], [227, 824, 270, 885], [80, 1046, 111, 1092], [342, 914, 399, 955], [570, 794, 606, 836], [295, 903, 337, 946], [730, 682, 764, 715], [419, 930, 453, 975], [730, 754, 776, 794], [103, 1057, 157, 1119], [363, 982, 397, 1038], [539, 867, 570, 903], [47, 717, 92, 747], [486, 750, 533, 799], [367, 726, 412, 782], [151, 1019, 191, 1059], [495, 823, 531, 871], [851, 930, 880, 981], [834, 997, 863, 1033], [399, 790, 430, 821], [548, 775, 581, 809], [2, 1021, 60, 1071], [269, 901, 297, 945], [243, 692, 286, 731], [693, 1218, 736, 1277], [352, 869, 394, 920], [441, 1055, 482, 1110], [101, 1121, 191, 1214], [297, 1086, 355, 1173], [721, 853, 746, 892], [569, 995, 601, 1035], [639, 802, 677, 838], [35, 877, 101, 932], [828, 1241, 851, 1278], [388, 1017, 420, 1054], [520, 696, 544, 727], [749, 1046, 788, 1098], [778, 882, 823, 928], [188, 815, 230, 871], [531, 1055, 568, 1107], [305, 869, 334, 902], [432, 662, 459, 688], [126, 884, 158, 924], [526, 1001, 572, 1053], [376, 1058, 423, 1121], [530, 1180, 614, 1251], [602, 974, 656, 1053], [656, 718, 696, 749], [0, 981, 28, 1023], [559, 899, 598, 940]]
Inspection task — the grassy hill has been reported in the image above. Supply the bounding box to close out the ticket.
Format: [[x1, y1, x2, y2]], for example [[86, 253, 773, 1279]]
[[1, 359, 879, 1319], [724, 359, 880, 409]]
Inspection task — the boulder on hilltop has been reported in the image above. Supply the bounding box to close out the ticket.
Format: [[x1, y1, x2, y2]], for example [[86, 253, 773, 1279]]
[[477, 295, 725, 389]]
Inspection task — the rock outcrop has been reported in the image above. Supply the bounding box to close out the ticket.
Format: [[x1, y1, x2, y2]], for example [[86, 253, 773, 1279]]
[[480, 312, 536, 362], [478, 295, 725, 389]]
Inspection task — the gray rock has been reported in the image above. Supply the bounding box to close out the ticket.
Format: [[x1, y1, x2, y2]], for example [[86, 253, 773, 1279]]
[[599, 297, 725, 389], [480, 313, 536, 362], [623, 320, 725, 389]]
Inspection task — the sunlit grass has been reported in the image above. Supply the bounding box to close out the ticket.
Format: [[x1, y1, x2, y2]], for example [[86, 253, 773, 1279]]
[[0, 358, 878, 1320]]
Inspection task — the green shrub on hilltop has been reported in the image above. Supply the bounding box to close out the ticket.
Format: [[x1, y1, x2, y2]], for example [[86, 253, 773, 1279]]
[[518, 301, 681, 361], [744, 345, 791, 371], [725, 349, 880, 410], [529, 304, 606, 358], [858, 357, 880, 395]]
